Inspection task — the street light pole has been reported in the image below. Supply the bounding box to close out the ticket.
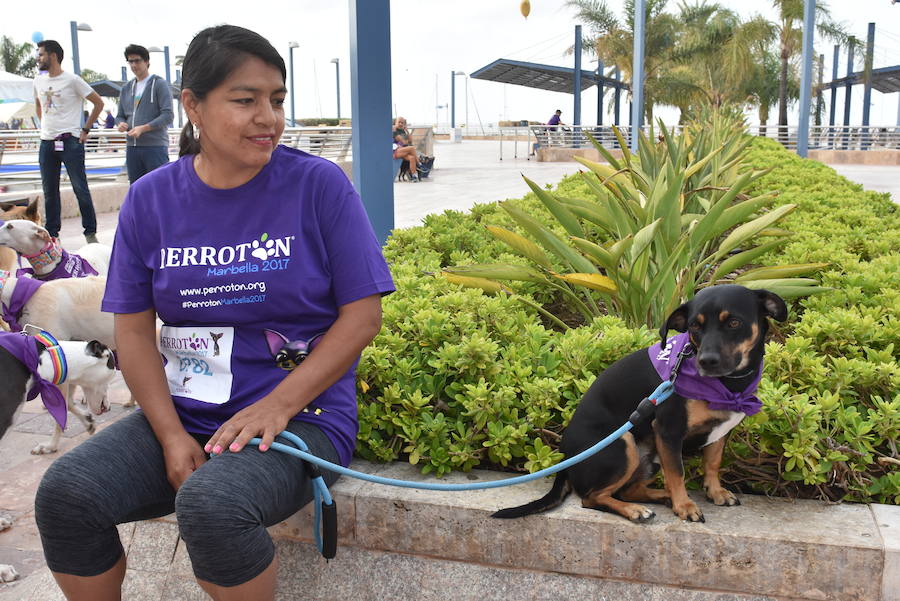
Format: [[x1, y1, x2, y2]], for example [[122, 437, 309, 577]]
[[452, 71, 466, 130], [69, 21, 92, 76], [450, 70, 455, 128], [330, 58, 341, 120], [163, 46, 171, 85], [630, 0, 646, 152], [289, 42, 299, 126]]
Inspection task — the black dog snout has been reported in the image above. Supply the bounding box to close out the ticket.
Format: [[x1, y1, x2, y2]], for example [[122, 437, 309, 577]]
[[697, 354, 721, 370]]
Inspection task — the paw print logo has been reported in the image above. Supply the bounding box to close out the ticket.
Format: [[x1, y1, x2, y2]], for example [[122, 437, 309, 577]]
[[188, 333, 200, 351], [250, 233, 277, 261]]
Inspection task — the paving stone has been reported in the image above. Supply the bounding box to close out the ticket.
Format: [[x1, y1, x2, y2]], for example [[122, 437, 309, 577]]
[[126, 521, 179, 573]]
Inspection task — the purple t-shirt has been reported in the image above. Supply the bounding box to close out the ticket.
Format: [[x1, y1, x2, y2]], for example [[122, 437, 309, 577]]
[[102, 145, 395, 465]]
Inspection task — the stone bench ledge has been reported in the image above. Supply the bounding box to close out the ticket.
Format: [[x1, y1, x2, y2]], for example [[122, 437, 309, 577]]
[[268, 460, 898, 601]]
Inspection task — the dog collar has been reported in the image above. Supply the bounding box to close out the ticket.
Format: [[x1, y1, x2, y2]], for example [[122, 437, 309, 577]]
[[22, 240, 62, 271], [0, 330, 68, 429], [17, 245, 100, 281], [26, 326, 68, 385], [649, 333, 763, 416]]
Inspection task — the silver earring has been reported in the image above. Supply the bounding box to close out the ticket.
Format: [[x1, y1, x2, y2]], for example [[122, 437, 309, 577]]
[[192, 123, 200, 141]]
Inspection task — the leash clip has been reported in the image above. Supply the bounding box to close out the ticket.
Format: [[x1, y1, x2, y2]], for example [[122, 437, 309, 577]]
[[668, 343, 695, 386]]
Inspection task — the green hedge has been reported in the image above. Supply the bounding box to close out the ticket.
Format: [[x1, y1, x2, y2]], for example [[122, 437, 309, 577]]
[[357, 136, 900, 504]]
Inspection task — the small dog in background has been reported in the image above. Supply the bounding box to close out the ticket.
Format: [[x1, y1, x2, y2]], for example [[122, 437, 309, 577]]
[[398, 154, 435, 181], [0, 334, 118, 453]]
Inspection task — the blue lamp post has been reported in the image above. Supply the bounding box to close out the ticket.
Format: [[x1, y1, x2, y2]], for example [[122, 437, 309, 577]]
[[289, 42, 299, 126], [69, 21, 92, 76], [630, 0, 646, 152]]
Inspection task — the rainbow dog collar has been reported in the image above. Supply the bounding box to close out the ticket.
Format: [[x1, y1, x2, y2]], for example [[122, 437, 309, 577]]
[[23, 240, 63, 272], [24, 325, 68, 385]]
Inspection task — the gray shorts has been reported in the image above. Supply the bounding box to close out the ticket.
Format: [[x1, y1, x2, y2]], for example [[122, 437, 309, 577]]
[[35, 411, 340, 586]]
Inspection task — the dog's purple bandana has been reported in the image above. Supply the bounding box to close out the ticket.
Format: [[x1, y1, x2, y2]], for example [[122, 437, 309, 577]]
[[17, 243, 98, 280], [648, 332, 763, 415], [0, 331, 67, 428], [0, 272, 44, 332]]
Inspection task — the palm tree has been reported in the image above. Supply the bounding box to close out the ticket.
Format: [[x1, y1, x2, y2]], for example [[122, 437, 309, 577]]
[[0, 36, 36, 78], [770, 0, 847, 138], [669, 2, 776, 117], [566, 0, 688, 123]]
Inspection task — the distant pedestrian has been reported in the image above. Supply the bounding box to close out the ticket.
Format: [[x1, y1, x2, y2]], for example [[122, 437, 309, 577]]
[[104, 110, 115, 129], [33, 39, 101, 243], [115, 44, 173, 183], [547, 109, 563, 130], [546, 109, 565, 144]]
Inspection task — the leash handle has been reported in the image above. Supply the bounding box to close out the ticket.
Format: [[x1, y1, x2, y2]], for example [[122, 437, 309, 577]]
[[320, 496, 338, 559]]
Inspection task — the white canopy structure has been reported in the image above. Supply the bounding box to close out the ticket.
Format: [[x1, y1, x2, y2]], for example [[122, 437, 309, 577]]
[[0, 70, 33, 102]]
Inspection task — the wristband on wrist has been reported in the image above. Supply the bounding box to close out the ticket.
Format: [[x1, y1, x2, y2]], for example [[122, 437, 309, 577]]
[[81, 127, 90, 133]]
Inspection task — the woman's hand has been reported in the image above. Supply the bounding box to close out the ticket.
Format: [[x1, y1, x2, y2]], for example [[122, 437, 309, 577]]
[[162, 433, 208, 491], [204, 396, 292, 455]]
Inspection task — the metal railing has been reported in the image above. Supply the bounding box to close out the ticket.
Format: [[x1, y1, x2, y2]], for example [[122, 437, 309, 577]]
[[526, 124, 900, 152], [0, 127, 354, 192]]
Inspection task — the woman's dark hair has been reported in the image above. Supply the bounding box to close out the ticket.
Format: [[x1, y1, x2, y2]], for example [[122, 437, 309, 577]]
[[123, 44, 149, 62], [37, 40, 64, 63], [178, 25, 286, 156]]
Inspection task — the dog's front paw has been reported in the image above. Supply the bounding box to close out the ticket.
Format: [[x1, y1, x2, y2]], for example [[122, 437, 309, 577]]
[[673, 500, 705, 523], [30, 442, 58, 455], [0, 564, 18, 583], [706, 486, 741, 507], [627, 505, 656, 523]]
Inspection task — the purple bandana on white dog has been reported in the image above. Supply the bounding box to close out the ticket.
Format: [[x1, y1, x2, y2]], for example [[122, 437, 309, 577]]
[[0, 331, 67, 428], [0, 272, 44, 332], [17, 244, 99, 281], [648, 332, 763, 416]]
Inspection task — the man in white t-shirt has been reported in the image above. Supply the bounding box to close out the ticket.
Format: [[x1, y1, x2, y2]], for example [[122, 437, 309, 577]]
[[33, 39, 104, 243]]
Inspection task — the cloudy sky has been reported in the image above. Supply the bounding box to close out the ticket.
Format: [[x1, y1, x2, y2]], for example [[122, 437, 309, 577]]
[[6, 0, 900, 127]]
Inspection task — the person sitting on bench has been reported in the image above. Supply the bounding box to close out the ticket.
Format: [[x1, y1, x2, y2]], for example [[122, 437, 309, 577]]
[[393, 117, 420, 182]]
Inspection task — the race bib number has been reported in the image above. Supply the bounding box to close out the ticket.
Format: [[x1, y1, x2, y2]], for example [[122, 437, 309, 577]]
[[159, 326, 234, 405]]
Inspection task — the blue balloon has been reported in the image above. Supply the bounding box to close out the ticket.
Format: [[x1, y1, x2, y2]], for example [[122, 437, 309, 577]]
[[31, 31, 44, 43]]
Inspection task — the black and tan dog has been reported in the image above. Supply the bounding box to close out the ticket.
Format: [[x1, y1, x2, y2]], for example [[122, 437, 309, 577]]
[[493, 285, 787, 523]]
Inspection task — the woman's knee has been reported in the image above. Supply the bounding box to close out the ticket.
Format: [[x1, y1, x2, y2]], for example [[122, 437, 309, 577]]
[[35, 455, 105, 530], [174, 470, 259, 542]]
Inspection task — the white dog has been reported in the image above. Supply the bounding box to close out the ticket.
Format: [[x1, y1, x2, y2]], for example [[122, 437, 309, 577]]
[[0, 219, 111, 279]]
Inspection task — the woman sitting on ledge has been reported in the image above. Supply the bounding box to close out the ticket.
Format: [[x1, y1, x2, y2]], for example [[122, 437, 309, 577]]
[[393, 116, 421, 182]]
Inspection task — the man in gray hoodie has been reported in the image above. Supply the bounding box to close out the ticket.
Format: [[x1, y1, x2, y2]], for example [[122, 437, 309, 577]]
[[116, 44, 174, 183]]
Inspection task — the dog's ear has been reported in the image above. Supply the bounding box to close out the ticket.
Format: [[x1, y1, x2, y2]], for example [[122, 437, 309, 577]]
[[34, 226, 52, 244], [25, 198, 41, 223], [756, 289, 788, 322], [85, 340, 108, 358], [660, 301, 690, 346]]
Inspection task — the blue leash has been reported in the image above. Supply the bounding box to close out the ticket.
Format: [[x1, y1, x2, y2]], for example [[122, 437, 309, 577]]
[[247, 378, 678, 559]]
